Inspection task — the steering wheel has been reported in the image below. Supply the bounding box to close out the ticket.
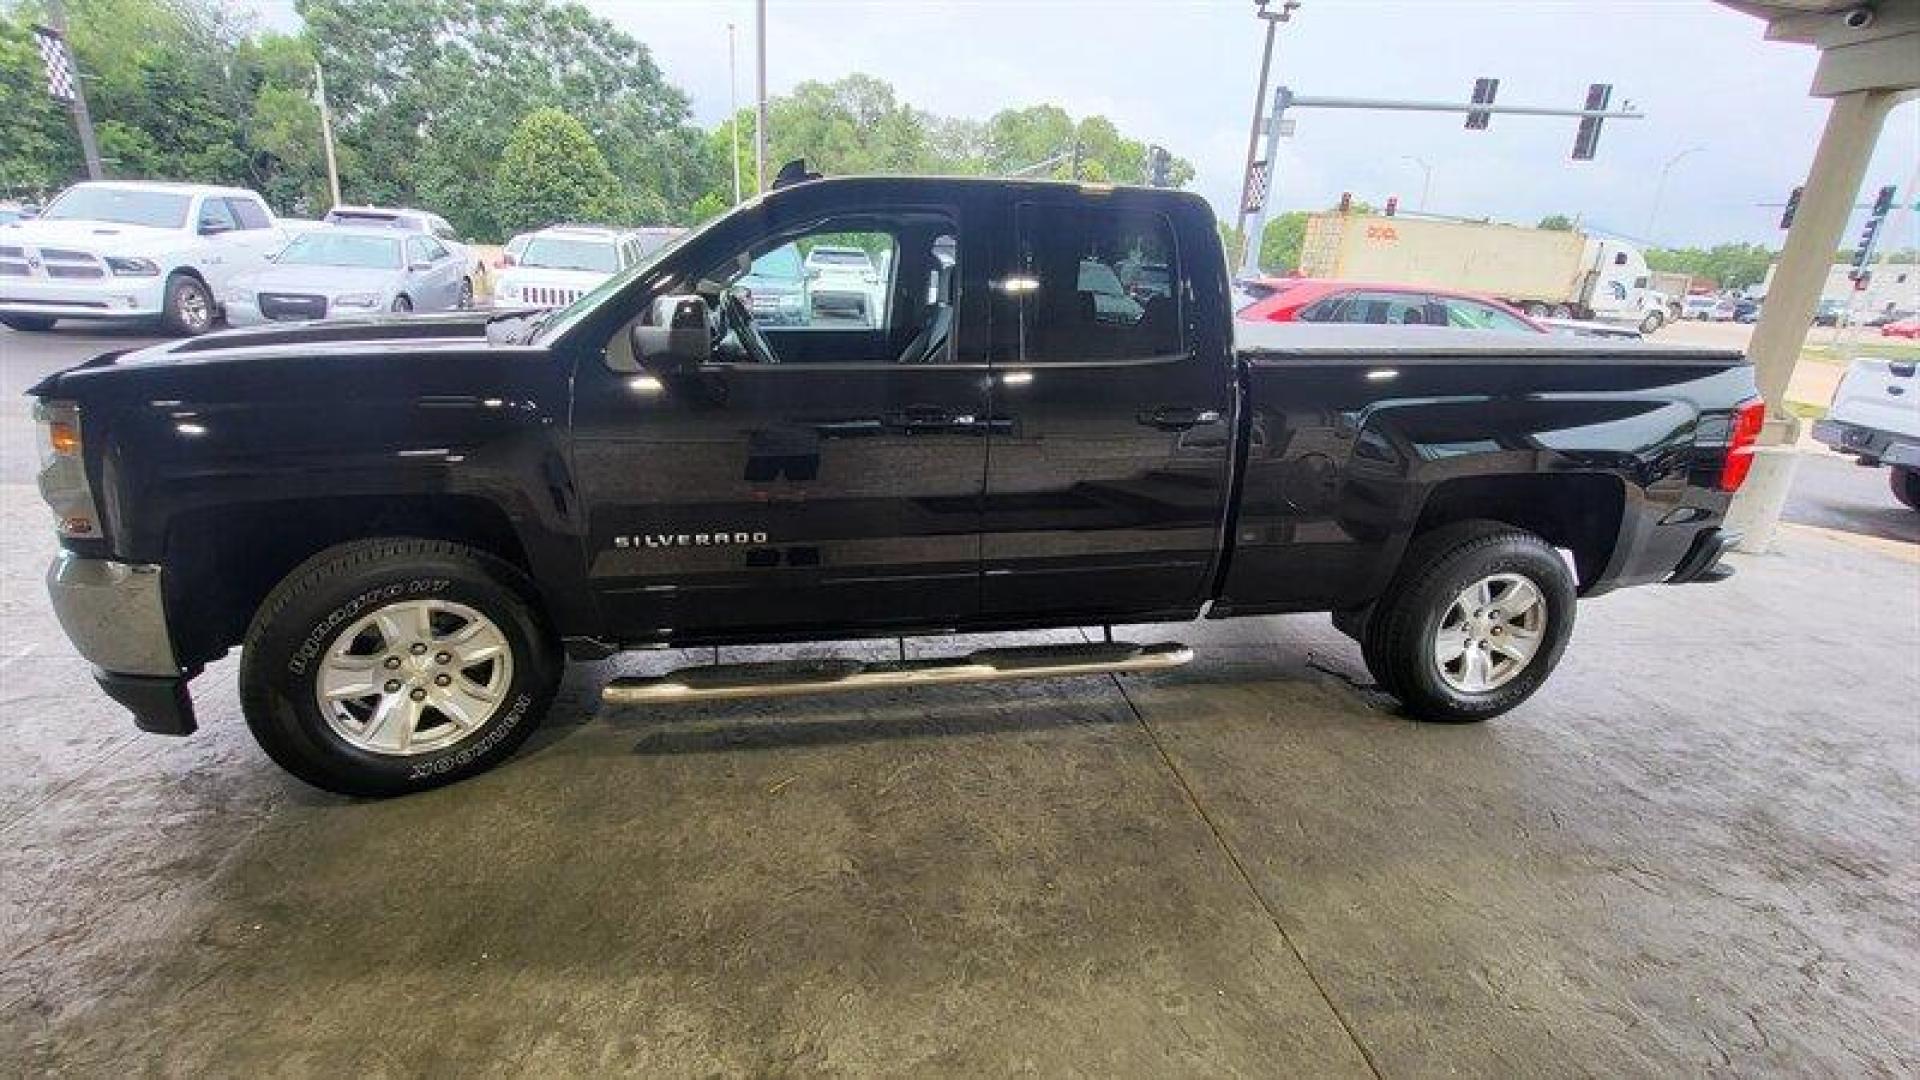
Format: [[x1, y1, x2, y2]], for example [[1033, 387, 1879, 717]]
[[718, 290, 779, 365]]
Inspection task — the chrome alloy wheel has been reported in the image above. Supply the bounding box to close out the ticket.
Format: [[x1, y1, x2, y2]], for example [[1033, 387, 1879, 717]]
[[1433, 573, 1548, 694], [177, 284, 212, 332], [314, 599, 514, 756]]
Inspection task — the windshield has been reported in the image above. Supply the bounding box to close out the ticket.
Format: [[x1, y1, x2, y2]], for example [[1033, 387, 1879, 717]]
[[744, 244, 805, 282], [276, 232, 402, 269], [43, 187, 192, 229], [522, 237, 620, 273]]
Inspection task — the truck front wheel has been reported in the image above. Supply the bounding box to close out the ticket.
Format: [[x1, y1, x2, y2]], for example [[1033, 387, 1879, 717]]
[[1360, 521, 1576, 722], [239, 538, 561, 797], [1893, 466, 1920, 512], [160, 273, 215, 335]]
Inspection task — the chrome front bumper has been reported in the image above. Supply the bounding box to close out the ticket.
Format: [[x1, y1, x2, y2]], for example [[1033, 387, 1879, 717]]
[[48, 554, 197, 735], [47, 554, 179, 675]]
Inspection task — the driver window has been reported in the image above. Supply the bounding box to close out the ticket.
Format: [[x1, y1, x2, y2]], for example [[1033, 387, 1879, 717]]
[[702, 212, 958, 364]]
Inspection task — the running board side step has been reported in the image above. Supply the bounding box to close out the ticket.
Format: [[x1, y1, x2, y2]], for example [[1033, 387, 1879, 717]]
[[602, 641, 1193, 705]]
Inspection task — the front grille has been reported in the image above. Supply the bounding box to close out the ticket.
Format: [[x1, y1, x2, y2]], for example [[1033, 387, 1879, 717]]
[[258, 292, 328, 321], [522, 286, 580, 307], [35, 248, 105, 279], [0, 263, 27, 277], [0, 246, 22, 258]]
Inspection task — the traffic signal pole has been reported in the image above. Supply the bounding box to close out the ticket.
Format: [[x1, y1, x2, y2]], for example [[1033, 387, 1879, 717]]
[[1237, 83, 1643, 279]]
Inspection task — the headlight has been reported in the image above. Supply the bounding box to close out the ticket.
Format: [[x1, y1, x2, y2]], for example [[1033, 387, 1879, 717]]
[[332, 292, 382, 309], [33, 400, 103, 539], [105, 256, 160, 277]]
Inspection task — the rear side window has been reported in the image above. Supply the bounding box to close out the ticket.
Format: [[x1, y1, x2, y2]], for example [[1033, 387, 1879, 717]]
[[1436, 297, 1536, 333], [1320, 290, 1436, 326], [228, 198, 271, 230], [1011, 203, 1181, 363]]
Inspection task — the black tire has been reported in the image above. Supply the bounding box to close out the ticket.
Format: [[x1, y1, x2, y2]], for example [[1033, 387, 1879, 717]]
[[1522, 302, 1549, 319], [1, 314, 56, 331], [159, 273, 215, 335], [1893, 466, 1920, 512], [1639, 310, 1664, 335], [239, 538, 561, 797], [1360, 520, 1576, 723], [390, 294, 413, 313]]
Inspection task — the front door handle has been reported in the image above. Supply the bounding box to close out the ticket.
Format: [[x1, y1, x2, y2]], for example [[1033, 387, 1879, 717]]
[[1138, 406, 1221, 432]]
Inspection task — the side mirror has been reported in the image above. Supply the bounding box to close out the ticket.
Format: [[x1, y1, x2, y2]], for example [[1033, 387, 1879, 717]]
[[630, 293, 711, 372]]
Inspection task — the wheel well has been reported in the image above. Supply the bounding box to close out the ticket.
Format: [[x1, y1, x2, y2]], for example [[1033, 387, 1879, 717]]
[[1412, 473, 1624, 590], [163, 495, 533, 666]]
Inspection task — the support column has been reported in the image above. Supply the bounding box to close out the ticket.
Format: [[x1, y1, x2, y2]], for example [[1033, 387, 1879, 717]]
[[1724, 88, 1898, 553]]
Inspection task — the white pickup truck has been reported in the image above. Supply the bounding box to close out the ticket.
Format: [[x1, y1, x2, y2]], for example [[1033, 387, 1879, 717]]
[[0, 181, 289, 335], [1814, 357, 1920, 512]]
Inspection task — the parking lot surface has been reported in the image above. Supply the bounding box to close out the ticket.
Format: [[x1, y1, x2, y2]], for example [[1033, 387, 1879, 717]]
[[3, 325, 1917, 1075]]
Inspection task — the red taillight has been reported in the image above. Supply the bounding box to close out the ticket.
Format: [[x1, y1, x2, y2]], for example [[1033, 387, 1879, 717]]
[[1719, 398, 1766, 492]]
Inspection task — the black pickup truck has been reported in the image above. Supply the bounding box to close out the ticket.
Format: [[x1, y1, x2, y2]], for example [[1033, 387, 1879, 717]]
[[31, 175, 1763, 796]]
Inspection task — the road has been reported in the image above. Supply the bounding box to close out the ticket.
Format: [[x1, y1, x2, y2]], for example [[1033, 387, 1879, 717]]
[[2, 324, 1915, 545]]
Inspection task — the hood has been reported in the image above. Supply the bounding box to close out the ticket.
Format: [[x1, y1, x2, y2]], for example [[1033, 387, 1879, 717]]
[[3, 218, 183, 254], [28, 310, 532, 399], [235, 263, 405, 296]]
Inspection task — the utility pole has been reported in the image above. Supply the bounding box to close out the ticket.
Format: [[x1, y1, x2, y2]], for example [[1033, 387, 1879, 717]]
[[314, 61, 342, 208], [41, 0, 104, 180], [727, 22, 742, 204], [754, 0, 769, 193], [1644, 145, 1703, 244], [1233, 0, 1298, 268]]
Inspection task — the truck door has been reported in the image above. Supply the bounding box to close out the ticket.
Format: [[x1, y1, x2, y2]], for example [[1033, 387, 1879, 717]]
[[980, 196, 1236, 622], [570, 204, 987, 641]]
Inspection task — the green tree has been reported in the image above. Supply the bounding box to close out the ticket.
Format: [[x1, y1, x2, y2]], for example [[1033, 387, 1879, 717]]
[[1647, 242, 1777, 290], [491, 107, 623, 237], [1537, 214, 1575, 231], [299, 0, 714, 235]]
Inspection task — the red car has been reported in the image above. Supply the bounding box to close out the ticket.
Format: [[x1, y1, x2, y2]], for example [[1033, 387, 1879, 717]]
[[1234, 277, 1546, 333], [1880, 316, 1920, 340]]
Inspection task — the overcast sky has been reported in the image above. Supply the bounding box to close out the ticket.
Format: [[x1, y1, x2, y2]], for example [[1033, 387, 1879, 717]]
[[257, 0, 1920, 249]]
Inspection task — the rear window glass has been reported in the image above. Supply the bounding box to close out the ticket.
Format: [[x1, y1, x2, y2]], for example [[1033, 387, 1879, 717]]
[[521, 237, 620, 273], [1010, 203, 1182, 363]]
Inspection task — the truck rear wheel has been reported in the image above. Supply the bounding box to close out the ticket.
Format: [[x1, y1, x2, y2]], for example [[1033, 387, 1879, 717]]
[[1893, 466, 1920, 512], [1361, 521, 1576, 722], [238, 538, 561, 797]]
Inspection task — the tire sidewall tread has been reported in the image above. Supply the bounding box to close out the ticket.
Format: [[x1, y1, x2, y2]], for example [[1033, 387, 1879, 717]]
[[1362, 520, 1577, 723], [239, 538, 559, 797]]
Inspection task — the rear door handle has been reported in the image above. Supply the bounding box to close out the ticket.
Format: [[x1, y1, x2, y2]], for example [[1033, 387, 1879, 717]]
[[1138, 406, 1221, 431]]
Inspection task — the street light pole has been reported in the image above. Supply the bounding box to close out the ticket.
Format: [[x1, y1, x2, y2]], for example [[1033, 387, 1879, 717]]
[[1402, 155, 1432, 211], [727, 22, 741, 204], [1236, 3, 1297, 272], [1644, 145, 1704, 244], [314, 61, 342, 208], [754, 0, 769, 193]]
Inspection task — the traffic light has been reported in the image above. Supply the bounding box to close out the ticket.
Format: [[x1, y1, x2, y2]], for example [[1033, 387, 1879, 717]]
[[1465, 77, 1499, 130], [1779, 186, 1803, 229], [1384, 196, 1398, 217], [1870, 183, 1896, 216], [1571, 83, 1612, 161], [1146, 145, 1172, 188], [1851, 185, 1897, 271]]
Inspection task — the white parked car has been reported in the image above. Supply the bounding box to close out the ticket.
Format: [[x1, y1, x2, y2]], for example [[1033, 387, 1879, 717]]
[[493, 226, 648, 308], [225, 227, 473, 326], [803, 244, 882, 324], [1814, 356, 1920, 512], [0, 181, 287, 335], [322, 205, 479, 285]]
